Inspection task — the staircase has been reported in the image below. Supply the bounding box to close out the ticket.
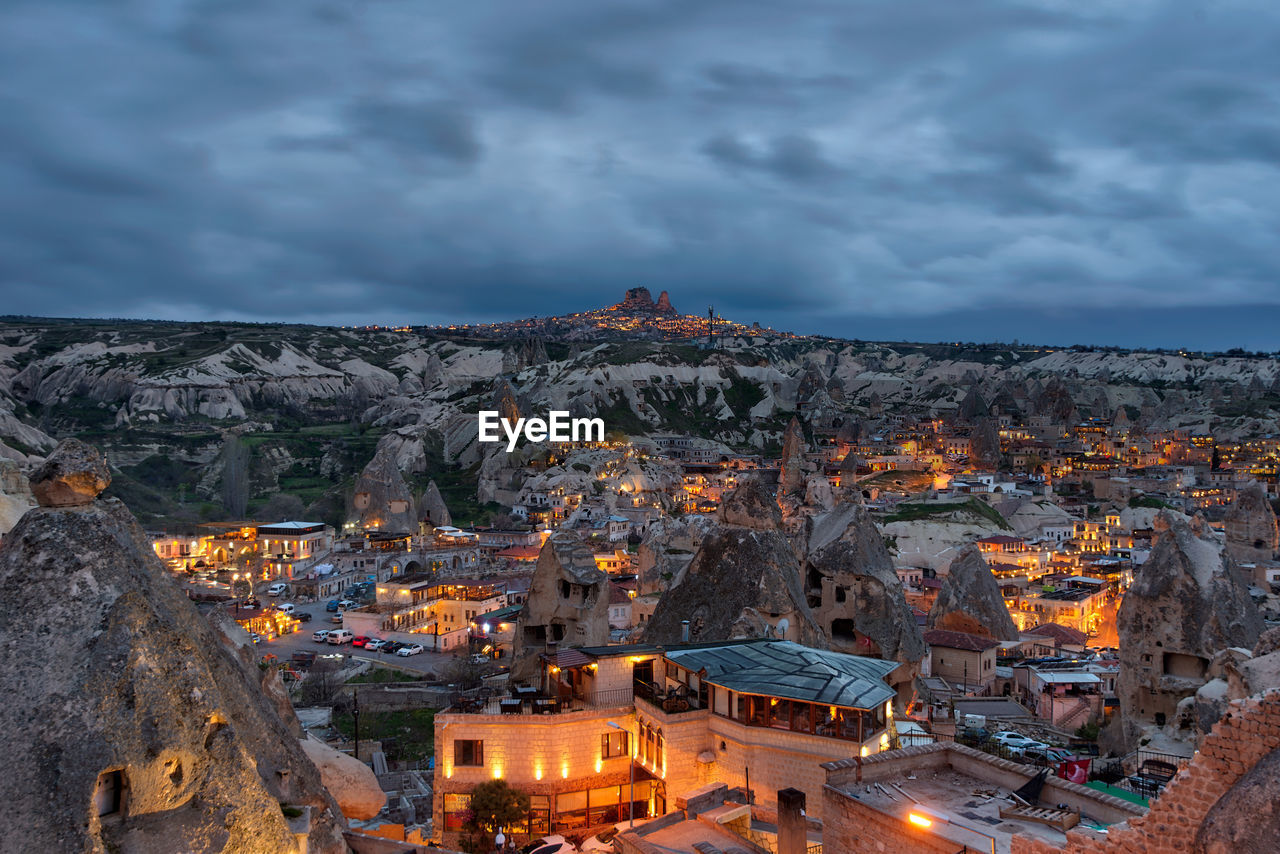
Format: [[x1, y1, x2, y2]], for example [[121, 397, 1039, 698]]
[[1057, 699, 1091, 730]]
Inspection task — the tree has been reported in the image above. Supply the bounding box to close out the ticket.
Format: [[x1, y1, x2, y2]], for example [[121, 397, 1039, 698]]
[[467, 779, 530, 835], [221, 436, 250, 517]]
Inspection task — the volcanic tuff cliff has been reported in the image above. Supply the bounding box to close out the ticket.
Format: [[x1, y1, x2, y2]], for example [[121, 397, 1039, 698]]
[[1117, 513, 1264, 744], [642, 478, 825, 647], [928, 544, 1021, 641], [3, 316, 1280, 527], [0, 439, 349, 853], [803, 502, 926, 666]]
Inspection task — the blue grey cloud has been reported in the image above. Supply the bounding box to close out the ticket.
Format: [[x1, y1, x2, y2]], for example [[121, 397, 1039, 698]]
[[1, 0, 1279, 348]]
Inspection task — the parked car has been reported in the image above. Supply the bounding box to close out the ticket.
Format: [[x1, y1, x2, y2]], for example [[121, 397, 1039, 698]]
[[1021, 745, 1072, 765], [337, 599, 358, 610], [991, 731, 1038, 749], [312, 630, 333, 643], [327, 630, 354, 645], [267, 583, 288, 596], [242, 597, 260, 609], [326, 599, 340, 612], [249, 633, 262, 644], [295, 611, 312, 623], [277, 602, 296, 615], [521, 836, 577, 854], [396, 643, 424, 657], [381, 642, 404, 655], [330, 613, 344, 624], [352, 636, 370, 648], [364, 639, 387, 652]]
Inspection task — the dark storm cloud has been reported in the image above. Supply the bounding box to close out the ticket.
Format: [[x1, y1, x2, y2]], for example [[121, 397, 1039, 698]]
[[2, 0, 1280, 347]]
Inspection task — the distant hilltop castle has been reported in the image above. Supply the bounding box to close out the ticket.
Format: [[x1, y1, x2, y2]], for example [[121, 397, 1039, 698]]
[[612, 287, 677, 316]]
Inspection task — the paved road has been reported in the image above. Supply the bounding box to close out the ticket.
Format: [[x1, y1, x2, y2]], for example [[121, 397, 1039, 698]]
[[177, 575, 465, 678], [247, 597, 462, 678]]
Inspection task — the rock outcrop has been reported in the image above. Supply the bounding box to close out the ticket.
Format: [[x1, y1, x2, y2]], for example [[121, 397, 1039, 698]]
[[1117, 513, 1264, 743], [1224, 483, 1278, 564], [299, 739, 385, 821], [0, 441, 349, 853], [511, 534, 612, 681], [0, 457, 36, 534], [928, 544, 1019, 640], [803, 503, 926, 669], [642, 479, 824, 647], [349, 444, 415, 533], [420, 479, 452, 528], [778, 417, 808, 498], [1195, 744, 1280, 853], [635, 515, 715, 596], [30, 436, 111, 507], [968, 417, 1002, 470]]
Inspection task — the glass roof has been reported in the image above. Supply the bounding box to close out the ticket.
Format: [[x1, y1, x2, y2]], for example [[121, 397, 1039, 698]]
[[665, 640, 897, 710]]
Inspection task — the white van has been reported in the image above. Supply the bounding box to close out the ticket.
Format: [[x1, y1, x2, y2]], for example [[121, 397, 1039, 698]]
[[327, 630, 354, 645], [267, 583, 288, 596], [277, 602, 296, 615]]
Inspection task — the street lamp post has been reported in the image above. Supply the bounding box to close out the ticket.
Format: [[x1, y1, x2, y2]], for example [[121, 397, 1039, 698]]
[[607, 721, 634, 827]]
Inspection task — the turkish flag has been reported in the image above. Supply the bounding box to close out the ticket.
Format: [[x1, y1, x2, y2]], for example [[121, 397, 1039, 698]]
[[1057, 759, 1090, 784]]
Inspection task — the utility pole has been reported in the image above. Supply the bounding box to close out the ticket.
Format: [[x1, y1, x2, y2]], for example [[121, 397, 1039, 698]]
[[707, 305, 715, 348], [353, 688, 361, 762]]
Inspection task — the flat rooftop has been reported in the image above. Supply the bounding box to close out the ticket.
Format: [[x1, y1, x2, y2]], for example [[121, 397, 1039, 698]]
[[824, 743, 1145, 854], [846, 767, 1068, 854]]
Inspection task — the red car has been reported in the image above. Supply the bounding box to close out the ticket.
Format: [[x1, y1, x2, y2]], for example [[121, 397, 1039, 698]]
[[352, 636, 370, 648]]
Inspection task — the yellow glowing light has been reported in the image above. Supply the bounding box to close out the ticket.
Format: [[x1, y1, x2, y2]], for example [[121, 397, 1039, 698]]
[[860, 746, 870, 758], [534, 768, 543, 781], [492, 766, 503, 779], [561, 764, 569, 779], [908, 813, 932, 829], [595, 760, 602, 773]]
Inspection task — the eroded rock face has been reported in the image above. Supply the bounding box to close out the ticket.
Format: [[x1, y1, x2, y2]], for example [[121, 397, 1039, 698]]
[[0, 457, 36, 534], [778, 417, 808, 498], [0, 496, 349, 853], [1224, 483, 1278, 564], [1117, 513, 1264, 743], [349, 444, 415, 534], [928, 545, 1019, 641], [299, 739, 385, 821], [420, 479, 452, 527], [635, 515, 714, 596], [511, 534, 611, 680], [642, 480, 824, 648], [30, 437, 110, 507], [968, 418, 1002, 471], [1194, 745, 1280, 854], [803, 503, 926, 666]]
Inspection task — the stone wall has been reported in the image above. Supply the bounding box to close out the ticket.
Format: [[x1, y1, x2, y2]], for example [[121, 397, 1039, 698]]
[[821, 783, 965, 854], [1011, 690, 1280, 854]]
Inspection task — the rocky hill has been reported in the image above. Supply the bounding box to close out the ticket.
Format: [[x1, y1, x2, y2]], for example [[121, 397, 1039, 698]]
[[2, 307, 1279, 528]]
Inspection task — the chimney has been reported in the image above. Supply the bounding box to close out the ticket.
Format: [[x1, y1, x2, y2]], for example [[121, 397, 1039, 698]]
[[680, 620, 690, 643], [776, 788, 806, 854]]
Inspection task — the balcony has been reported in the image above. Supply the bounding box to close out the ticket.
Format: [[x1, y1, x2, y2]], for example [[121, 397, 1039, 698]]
[[448, 685, 635, 715]]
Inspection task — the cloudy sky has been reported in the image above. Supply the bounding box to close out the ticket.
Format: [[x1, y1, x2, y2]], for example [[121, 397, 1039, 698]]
[[3, 0, 1279, 349]]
